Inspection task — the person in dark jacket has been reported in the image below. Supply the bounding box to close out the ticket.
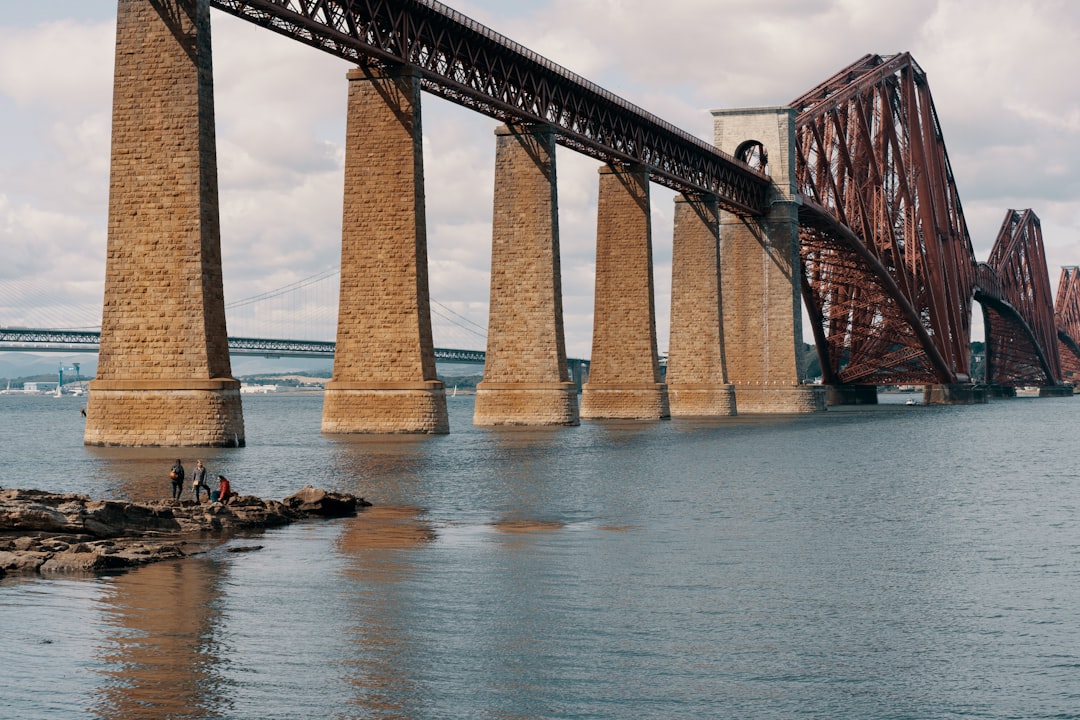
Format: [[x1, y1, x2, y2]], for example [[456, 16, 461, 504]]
[[170, 459, 185, 501]]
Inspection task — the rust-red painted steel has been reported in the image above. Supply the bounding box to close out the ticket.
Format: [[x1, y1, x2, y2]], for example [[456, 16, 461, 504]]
[[792, 53, 1063, 388], [978, 210, 1062, 386], [1055, 267, 1080, 382], [792, 53, 976, 386], [207, 0, 769, 213]]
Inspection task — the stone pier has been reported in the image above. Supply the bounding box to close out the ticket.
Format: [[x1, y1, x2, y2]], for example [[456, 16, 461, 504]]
[[923, 384, 988, 404], [322, 67, 448, 434], [712, 106, 825, 413], [474, 124, 579, 426], [666, 194, 736, 416], [826, 384, 879, 405], [85, 0, 244, 447], [580, 164, 669, 420]]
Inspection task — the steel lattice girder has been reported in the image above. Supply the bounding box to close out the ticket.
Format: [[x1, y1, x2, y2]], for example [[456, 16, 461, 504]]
[[977, 210, 1062, 386], [1054, 266, 1080, 381], [791, 53, 977, 385], [207, 0, 769, 213], [799, 212, 941, 385]]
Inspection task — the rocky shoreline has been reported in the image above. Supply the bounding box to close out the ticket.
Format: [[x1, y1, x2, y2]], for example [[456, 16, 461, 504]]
[[0, 486, 371, 577]]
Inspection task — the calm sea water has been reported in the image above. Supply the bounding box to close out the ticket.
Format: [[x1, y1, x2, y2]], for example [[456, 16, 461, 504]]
[[2, 391, 1080, 719]]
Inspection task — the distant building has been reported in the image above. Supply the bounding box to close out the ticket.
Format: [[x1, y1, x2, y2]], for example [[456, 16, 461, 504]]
[[240, 384, 279, 394], [23, 382, 60, 393]]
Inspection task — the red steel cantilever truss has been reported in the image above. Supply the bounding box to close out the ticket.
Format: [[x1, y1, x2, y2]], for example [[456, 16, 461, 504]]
[[1055, 266, 1080, 382], [791, 53, 976, 386], [208, 0, 769, 214], [976, 210, 1062, 387]]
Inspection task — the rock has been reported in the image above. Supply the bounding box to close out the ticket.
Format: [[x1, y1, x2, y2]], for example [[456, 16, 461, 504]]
[[227, 545, 264, 554], [0, 486, 368, 576], [40, 552, 117, 573], [283, 485, 370, 517], [0, 550, 51, 573]]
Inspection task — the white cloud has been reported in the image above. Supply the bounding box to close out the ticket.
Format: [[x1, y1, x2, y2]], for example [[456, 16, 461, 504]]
[[2, 0, 1078, 368]]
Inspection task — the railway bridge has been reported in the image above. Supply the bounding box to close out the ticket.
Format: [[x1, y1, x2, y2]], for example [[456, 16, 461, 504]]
[[72, 0, 1071, 446]]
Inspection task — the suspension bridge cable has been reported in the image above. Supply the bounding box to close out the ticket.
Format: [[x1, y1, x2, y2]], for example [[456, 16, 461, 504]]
[[224, 267, 341, 309], [431, 298, 488, 334], [430, 304, 487, 341]]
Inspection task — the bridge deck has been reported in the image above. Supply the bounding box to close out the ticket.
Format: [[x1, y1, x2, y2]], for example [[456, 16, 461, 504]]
[[208, 0, 769, 213]]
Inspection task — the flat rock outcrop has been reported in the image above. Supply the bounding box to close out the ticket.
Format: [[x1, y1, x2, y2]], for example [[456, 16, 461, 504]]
[[0, 486, 371, 576]]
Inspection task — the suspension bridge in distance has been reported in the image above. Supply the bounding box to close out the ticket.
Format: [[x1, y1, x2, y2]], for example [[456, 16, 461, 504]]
[[0, 327, 592, 386], [0, 327, 484, 363]]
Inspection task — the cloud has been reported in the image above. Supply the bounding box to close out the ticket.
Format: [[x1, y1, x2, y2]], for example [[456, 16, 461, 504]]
[[2, 0, 1079, 367]]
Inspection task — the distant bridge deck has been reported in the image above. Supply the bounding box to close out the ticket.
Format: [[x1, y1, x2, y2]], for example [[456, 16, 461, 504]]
[[0, 328, 590, 368], [0, 327, 483, 362]]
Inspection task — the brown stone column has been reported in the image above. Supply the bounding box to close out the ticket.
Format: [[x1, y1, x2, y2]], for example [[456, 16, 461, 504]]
[[667, 194, 736, 416], [85, 0, 244, 447], [712, 106, 825, 413], [474, 124, 578, 426], [580, 164, 669, 419], [321, 66, 448, 434]]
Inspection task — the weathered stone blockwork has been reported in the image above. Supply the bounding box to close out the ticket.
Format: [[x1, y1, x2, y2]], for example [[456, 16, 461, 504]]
[[580, 164, 669, 419], [322, 67, 448, 434], [712, 107, 825, 414], [84, 385, 244, 447], [474, 124, 578, 426], [85, 0, 244, 447], [667, 194, 735, 416]]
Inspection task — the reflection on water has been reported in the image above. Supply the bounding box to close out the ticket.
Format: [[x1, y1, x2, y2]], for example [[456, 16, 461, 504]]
[[492, 519, 565, 533], [337, 507, 434, 718], [93, 559, 228, 720], [86, 447, 237, 504], [4, 394, 1080, 718]]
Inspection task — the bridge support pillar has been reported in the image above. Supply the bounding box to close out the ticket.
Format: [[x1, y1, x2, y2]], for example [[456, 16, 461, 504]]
[[322, 67, 448, 434], [826, 385, 878, 405], [1039, 385, 1074, 398], [85, 0, 244, 447], [474, 124, 578, 426], [580, 164, 669, 420], [923, 384, 988, 404], [712, 106, 825, 414], [666, 194, 735, 416]]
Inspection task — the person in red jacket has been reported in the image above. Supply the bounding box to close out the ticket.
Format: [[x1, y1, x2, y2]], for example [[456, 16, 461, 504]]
[[212, 475, 233, 505]]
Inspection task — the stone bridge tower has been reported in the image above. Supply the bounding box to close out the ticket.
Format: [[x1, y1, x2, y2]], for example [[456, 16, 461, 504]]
[[711, 107, 825, 413], [84, 0, 244, 446]]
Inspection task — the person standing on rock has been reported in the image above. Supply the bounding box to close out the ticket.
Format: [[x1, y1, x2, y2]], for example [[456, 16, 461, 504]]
[[169, 459, 185, 501], [191, 459, 209, 503]]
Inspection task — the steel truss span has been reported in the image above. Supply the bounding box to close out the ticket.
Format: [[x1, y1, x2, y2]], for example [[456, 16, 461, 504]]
[[977, 210, 1061, 387], [792, 53, 1064, 389], [207, 0, 769, 213], [1054, 267, 1080, 382]]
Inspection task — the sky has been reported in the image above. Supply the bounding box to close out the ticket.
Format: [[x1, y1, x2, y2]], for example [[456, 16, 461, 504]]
[[2, 0, 1080, 373]]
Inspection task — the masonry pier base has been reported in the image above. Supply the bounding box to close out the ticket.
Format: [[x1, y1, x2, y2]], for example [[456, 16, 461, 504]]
[[667, 385, 736, 417], [733, 384, 826, 414], [474, 383, 579, 426], [580, 384, 670, 420], [825, 384, 878, 406], [322, 382, 449, 434], [1039, 385, 1074, 398], [923, 384, 988, 405], [84, 381, 244, 447]]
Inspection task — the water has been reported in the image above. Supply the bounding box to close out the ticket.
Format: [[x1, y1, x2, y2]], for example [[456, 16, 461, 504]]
[[3, 391, 1080, 719]]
